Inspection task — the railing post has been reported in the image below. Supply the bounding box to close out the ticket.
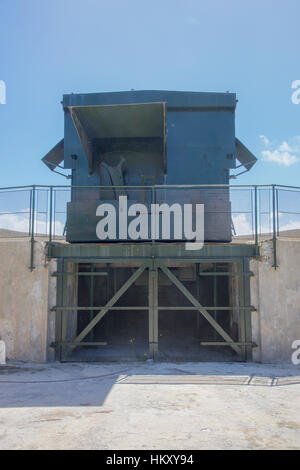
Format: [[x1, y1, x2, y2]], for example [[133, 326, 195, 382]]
[[254, 185, 258, 248], [272, 185, 277, 269], [49, 186, 53, 243], [28, 189, 32, 236], [276, 187, 279, 237], [151, 185, 156, 254], [29, 185, 36, 271], [48, 186, 53, 259]]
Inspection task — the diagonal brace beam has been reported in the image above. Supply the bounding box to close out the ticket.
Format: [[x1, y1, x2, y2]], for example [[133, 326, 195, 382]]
[[159, 264, 241, 355], [73, 263, 148, 345]]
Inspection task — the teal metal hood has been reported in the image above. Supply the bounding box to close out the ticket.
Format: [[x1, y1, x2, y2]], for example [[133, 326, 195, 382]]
[[42, 138, 64, 171], [235, 138, 257, 174], [67, 101, 166, 175]]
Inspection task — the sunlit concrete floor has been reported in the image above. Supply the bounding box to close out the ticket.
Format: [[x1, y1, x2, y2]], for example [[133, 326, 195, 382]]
[[0, 361, 299, 450]]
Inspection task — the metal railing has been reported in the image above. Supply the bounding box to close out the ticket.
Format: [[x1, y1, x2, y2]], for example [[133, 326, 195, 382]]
[[0, 184, 300, 269]]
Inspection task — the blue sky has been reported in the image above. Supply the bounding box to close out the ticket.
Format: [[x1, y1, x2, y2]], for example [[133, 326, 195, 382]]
[[0, 0, 299, 187]]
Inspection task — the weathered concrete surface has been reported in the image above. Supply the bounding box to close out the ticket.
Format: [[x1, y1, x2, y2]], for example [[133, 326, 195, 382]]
[[0, 361, 299, 450], [251, 239, 300, 363], [1, 237, 300, 365], [0, 240, 56, 362]]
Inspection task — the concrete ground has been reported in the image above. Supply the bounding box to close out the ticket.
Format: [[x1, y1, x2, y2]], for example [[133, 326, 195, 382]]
[[0, 361, 299, 450]]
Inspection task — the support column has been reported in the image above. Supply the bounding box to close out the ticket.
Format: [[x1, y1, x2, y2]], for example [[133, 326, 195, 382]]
[[148, 263, 158, 359], [61, 261, 78, 359], [243, 257, 252, 361], [238, 258, 247, 361]]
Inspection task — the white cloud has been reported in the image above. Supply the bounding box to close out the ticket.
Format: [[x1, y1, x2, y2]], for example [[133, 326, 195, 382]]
[[261, 149, 298, 166], [279, 220, 300, 232], [278, 141, 292, 152], [0, 212, 30, 233], [232, 213, 252, 236], [232, 210, 300, 238], [259, 135, 269, 146], [260, 135, 300, 166], [0, 211, 65, 236]]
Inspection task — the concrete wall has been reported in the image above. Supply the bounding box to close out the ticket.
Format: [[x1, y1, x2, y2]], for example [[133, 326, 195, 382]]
[[0, 239, 56, 362], [1, 236, 300, 364], [251, 239, 300, 363]]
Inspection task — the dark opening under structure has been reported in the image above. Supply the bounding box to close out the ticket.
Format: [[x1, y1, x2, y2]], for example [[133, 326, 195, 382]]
[[53, 254, 253, 362]]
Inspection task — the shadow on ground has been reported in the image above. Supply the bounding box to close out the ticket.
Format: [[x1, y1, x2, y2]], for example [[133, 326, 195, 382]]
[[0, 361, 299, 408]]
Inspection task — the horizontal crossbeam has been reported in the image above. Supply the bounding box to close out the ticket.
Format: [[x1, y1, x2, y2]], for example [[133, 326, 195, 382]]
[[52, 305, 255, 311], [200, 342, 256, 347]]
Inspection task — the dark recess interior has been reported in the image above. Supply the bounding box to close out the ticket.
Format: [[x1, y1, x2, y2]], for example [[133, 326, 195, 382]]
[[64, 263, 239, 361]]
